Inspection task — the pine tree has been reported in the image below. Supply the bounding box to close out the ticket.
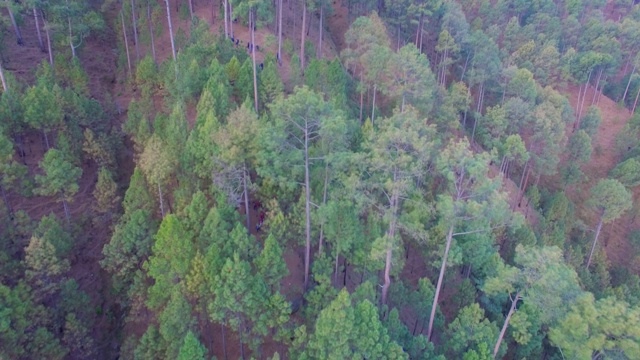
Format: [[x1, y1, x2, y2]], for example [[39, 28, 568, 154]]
[[177, 331, 207, 360], [34, 149, 82, 223]]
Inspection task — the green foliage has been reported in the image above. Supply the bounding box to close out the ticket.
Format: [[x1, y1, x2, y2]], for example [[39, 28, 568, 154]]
[[24, 236, 70, 299], [93, 167, 120, 221], [445, 303, 500, 359], [102, 209, 157, 294], [34, 149, 82, 202], [145, 215, 195, 310], [588, 179, 633, 222], [260, 53, 284, 106], [159, 289, 196, 358], [122, 167, 155, 215], [549, 293, 640, 359], [256, 234, 288, 289], [302, 289, 407, 359], [177, 331, 207, 360], [610, 157, 640, 187]]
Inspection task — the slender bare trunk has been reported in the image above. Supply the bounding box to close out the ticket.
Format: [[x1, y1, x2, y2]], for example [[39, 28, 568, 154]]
[[33, 8, 45, 52], [131, 0, 140, 61], [460, 52, 470, 81], [229, 2, 233, 36], [317, 5, 323, 59], [221, 322, 228, 360], [164, 0, 177, 61], [121, 10, 132, 74], [68, 15, 76, 58], [251, 10, 259, 112], [517, 167, 531, 207], [300, 0, 307, 70], [147, 2, 157, 63], [381, 188, 399, 305], [304, 127, 311, 290], [359, 70, 364, 122], [586, 213, 604, 268], [42, 11, 54, 67], [223, 0, 228, 37], [427, 224, 455, 340], [577, 69, 593, 122], [5, 1, 23, 45], [63, 199, 71, 225], [591, 68, 603, 105], [494, 292, 521, 358], [277, 0, 283, 60], [318, 163, 329, 255], [243, 163, 250, 231], [158, 182, 165, 217], [622, 64, 636, 104], [633, 81, 640, 114], [0, 62, 7, 93], [188, 0, 194, 20], [415, 14, 422, 48], [43, 131, 50, 150], [371, 83, 377, 124]]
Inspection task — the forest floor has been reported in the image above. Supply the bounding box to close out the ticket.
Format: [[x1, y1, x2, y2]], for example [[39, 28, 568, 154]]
[[556, 83, 639, 271]]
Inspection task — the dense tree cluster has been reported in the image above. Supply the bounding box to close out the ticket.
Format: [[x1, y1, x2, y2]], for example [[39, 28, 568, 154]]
[[1, 0, 640, 359]]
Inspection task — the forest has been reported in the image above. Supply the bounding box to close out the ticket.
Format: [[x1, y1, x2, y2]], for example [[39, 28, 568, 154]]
[[1, 0, 640, 359]]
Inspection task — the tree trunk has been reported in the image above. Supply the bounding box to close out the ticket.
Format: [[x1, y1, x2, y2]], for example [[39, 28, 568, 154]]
[[371, 83, 377, 125], [517, 166, 531, 207], [360, 70, 364, 124], [622, 64, 636, 104], [42, 11, 54, 67], [0, 62, 7, 93], [381, 185, 399, 305], [586, 213, 604, 268], [131, 0, 140, 61], [577, 69, 593, 124], [251, 9, 259, 112], [43, 130, 50, 150], [62, 199, 71, 225], [427, 224, 455, 341], [121, 10, 133, 75], [460, 52, 470, 81], [277, 0, 283, 61], [5, 1, 23, 45], [223, 0, 228, 37], [318, 163, 329, 256], [68, 15, 76, 58], [33, 8, 45, 52], [221, 322, 228, 360], [147, 2, 157, 63], [229, 2, 233, 36], [632, 81, 640, 114], [164, 0, 177, 61], [304, 127, 311, 291], [334, 236, 340, 283], [415, 14, 423, 48], [317, 4, 323, 59], [188, 0, 194, 20], [300, 0, 307, 71], [243, 163, 250, 231], [494, 292, 520, 358], [591, 68, 603, 105], [158, 182, 165, 217]]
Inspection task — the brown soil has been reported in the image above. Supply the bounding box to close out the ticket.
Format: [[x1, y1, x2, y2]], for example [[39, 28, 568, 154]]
[[555, 83, 639, 271]]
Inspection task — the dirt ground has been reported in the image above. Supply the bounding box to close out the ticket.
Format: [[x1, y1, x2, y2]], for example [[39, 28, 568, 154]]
[[555, 83, 639, 271]]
